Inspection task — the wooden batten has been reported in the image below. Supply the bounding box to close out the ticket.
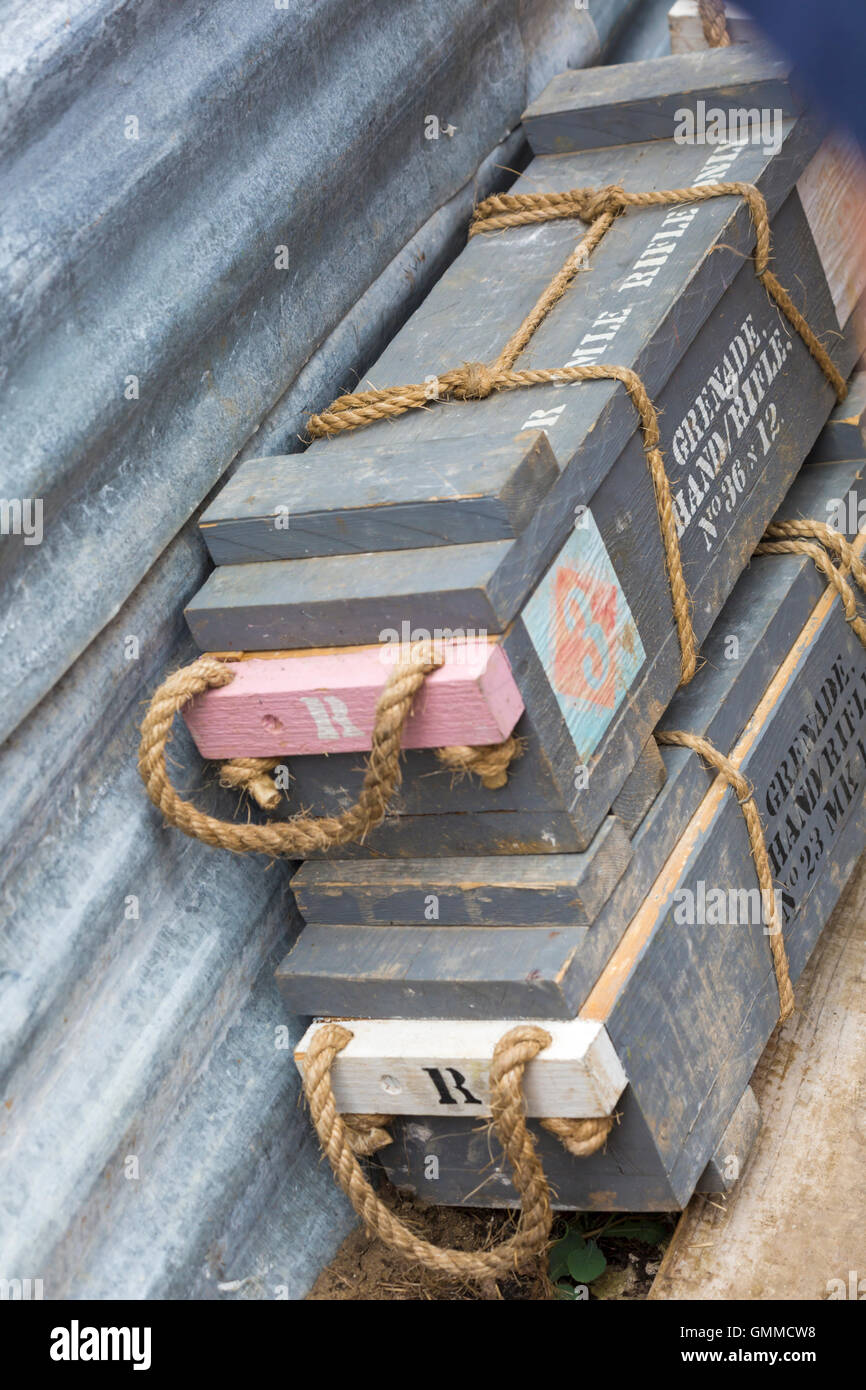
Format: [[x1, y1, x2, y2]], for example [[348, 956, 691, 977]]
[[796, 136, 866, 330], [181, 639, 523, 759], [521, 43, 793, 154], [290, 814, 632, 927], [294, 1017, 627, 1119]]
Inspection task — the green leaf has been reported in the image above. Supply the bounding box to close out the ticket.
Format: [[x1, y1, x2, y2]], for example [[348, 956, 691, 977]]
[[553, 1281, 578, 1300], [549, 1229, 591, 1282], [566, 1238, 607, 1283], [603, 1220, 667, 1245]]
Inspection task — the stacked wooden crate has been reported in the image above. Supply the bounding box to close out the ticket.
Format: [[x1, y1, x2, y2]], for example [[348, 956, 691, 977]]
[[181, 45, 866, 1211]]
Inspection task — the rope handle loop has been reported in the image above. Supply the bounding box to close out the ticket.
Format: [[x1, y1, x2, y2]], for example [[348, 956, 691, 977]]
[[303, 1022, 556, 1282], [138, 647, 523, 856], [138, 647, 442, 856]]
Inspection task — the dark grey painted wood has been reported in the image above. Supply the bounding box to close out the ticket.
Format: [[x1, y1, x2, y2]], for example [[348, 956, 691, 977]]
[[380, 1087, 679, 1213], [522, 44, 798, 154], [806, 369, 866, 463], [277, 925, 594, 1022], [610, 737, 665, 835], [199, 433, 559, 563], [185, 539, 509, 650], [291, 814, 631, 927]]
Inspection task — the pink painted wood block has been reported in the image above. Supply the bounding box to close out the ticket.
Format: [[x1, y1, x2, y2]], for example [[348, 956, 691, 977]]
[[182, 642, 524, 757]]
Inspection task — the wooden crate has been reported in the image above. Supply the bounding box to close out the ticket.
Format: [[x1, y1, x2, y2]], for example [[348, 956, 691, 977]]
[[287, 426, 866, 1207], [309, 513, 866, 1208], [277, 444, 866, 1019], [186, 49, 864, 855]]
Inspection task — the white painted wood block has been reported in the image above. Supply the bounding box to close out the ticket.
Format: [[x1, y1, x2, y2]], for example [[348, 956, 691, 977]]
[[294, 1017, 627, 1118]]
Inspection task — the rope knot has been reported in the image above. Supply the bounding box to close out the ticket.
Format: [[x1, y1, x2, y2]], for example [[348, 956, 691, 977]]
[[540, 1115, 613, 1157], [449, 361, 498, 400], [435, 734, 524, 789], [579, 184, 627, 223]]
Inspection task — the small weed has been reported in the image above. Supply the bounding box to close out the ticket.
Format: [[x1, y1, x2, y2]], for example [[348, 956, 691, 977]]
[[549, 1215, 668, 1300]]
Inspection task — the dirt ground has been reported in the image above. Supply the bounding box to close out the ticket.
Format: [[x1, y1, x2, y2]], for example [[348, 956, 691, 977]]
[[307, 1186, 676, 1301]]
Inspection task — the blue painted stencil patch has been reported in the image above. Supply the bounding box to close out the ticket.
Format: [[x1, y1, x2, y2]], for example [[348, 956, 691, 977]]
[[522, 511, 645, 761]]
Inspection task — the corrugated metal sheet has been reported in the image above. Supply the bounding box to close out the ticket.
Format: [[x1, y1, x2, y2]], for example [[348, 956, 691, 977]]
[[0, 0, 647, 1298]]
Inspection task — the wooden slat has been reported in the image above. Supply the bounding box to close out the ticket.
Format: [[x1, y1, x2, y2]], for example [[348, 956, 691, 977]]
[[199, 432, 558, 563], [797, 136, 866, 328], [521, 44, 795, 154], [279, 925, 594, 1022], [181, 639, 523, 758], [290, 814, 631, 927], [294, 1017, 627, 1118]]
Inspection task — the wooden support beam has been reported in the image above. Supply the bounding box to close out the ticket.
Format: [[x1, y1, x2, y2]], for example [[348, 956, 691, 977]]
[[290, 814, 631, 927]]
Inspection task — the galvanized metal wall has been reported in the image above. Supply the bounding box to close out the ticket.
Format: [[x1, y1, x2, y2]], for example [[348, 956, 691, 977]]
[[0, 0, 646, 1298]]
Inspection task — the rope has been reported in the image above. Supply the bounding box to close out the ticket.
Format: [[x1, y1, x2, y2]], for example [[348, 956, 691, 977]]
[[307, 180, 844, 689], [698, 0, 731, 47], [303, 1022, 555, 1281], [656, 729, 794, 1021], [136, 648, 436, 853], [140, 649, 521, 854], [540, 1116, 613, 1157], [434, 735, 524, 789], [342, 1113, 393, 1157], [757, 520, 866, 648], [219, 756, 283, 811]]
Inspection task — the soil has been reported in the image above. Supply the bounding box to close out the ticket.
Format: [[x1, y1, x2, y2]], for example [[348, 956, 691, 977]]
[[306, 1184, 676, 1301]]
